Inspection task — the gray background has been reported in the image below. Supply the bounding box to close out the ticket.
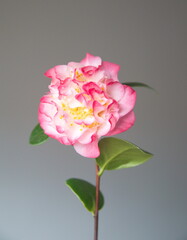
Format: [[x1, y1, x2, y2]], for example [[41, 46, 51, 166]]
[[1, 0, 187, 239]]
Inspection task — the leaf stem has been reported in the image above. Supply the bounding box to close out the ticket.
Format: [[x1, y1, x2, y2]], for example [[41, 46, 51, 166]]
[[94, 163, 100, 240]]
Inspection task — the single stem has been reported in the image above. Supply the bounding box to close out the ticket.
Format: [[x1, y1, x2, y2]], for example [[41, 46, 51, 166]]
[[94, 164, 100, 240]]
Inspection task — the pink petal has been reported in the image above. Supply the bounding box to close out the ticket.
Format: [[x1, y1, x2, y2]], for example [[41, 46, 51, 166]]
[[68, 62, 83, 69], [44, 67, 56, 78], [44, 67, 59, 85], [107, 100, 119, 120], [93, 101, 106, 123], [81, 66, 97, 77], [106, 111, 135, 136], [49, 129, 72, 145], [107, 82, 125, 101], [83, 82, 102, 94], [77, 129, 95, 144], [54, 65, 74, 80], [97, 120, 111, 137], [108, 114, 118, 132], [64, 125, 85, 143], [39, 122, 62, 142], [86, 68, 105, 84], [39, 122, 57, 137], [80, 53, 102, 67], [118, 85, 136, 117], [58, 136, 73, 145], [101, 61, 120, 81], [75, 93, 88, 105], [39, 100, 57, 118], [38, 113, 51, 123], [74, 137, 100, 158], [39, 120, 73, 145]]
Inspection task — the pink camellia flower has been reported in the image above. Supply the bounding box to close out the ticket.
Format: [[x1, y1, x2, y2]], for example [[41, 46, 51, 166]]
[[38, 53, 136, 158]]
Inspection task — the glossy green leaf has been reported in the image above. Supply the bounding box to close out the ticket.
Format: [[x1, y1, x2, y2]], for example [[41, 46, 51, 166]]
[[123, 82, 155, 91], [96, 137, 153, 176], [66, 178, 104, 214], [29, 123, 49, 145]]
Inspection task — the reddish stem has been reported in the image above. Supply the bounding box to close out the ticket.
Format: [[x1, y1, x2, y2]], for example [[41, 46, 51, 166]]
[[94, 164, 100, 240]]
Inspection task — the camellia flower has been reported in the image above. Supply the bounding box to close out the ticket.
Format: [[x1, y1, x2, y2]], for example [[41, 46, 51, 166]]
[[38, 53, 136, 158]]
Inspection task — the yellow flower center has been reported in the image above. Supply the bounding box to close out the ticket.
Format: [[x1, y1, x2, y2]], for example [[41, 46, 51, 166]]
[[70, 106, 93, 120], [75, 70, 86, 82], [61, 103, 93, 120]]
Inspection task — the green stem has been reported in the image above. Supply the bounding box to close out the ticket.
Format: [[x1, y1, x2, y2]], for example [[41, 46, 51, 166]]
[[94, 164, 100, 240]]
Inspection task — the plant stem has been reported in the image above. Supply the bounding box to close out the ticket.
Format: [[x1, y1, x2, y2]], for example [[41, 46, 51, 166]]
[[94, 164, 100, 240]]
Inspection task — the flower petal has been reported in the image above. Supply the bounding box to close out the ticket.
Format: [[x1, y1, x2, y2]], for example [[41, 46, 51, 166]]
[[97, 120, 111, 137], [101, 61, 120, 81], [44, 67, 59, 86], [68, 62, 83, 69], [55, 65, 74, 80], [39, 96, 57, 118], [106, 111, 135, 136], [107, 82, 125, 101], [83, 82, 102, 94], [74, 136, 100, 158], [118, 85, 136, 117], [64, 124, 85, 143], [80, 53, 102, 67], [77, 129, 95, 144], [81, 66, 97, 77]]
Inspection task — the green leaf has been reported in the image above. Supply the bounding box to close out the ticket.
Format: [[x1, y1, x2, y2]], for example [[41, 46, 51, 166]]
[[66, 178, 104, 215], [96, 137, 153, 176], [122, 82, 155, 91], [29, 123, 49, 145]]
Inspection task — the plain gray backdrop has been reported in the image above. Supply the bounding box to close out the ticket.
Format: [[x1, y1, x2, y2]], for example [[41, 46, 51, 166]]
[[1, 0, 187, 239]]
